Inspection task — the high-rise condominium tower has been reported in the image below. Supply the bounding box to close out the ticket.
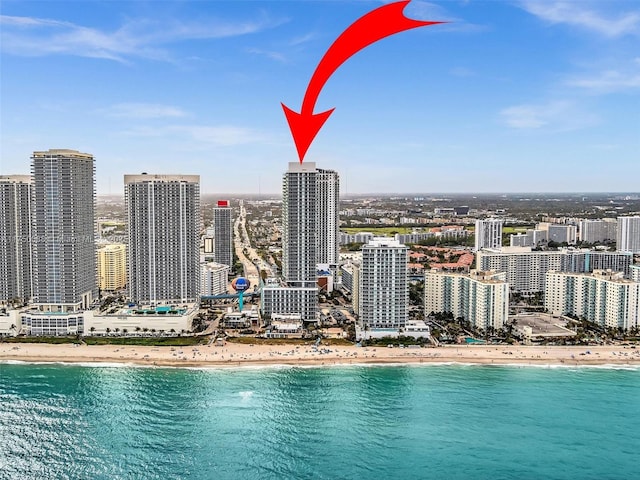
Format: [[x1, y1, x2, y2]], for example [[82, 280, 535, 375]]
[[0, 175, 33, 304], [282, 162, 317, 288], [474, 218, 504, 252], [358, 238, 408, 329], [316, 168, 339, 266], [31, 149, 97, 310], [261, 162, 339, 323], [617, 216, 640, 253], [213, 200, 233, 269], [97, 244, 127, 291], [125, 174, 200, 304]]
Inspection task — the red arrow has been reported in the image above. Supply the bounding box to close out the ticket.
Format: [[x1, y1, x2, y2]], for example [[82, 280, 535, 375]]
[[282, 0, 443, 163]]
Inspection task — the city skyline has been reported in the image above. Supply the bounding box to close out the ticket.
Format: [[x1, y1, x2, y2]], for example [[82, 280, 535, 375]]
[[2, 1, 639, 194]]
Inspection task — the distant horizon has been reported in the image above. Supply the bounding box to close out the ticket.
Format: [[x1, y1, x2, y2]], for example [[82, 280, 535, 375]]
[[95, 191, 640, 198]]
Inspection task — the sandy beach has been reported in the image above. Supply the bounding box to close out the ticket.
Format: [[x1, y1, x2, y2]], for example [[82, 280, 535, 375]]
[[1, 342, 639, 368]]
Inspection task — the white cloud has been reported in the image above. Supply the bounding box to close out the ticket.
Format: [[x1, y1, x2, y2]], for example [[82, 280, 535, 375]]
[[567, 69, 640, 92], [289, 32, 317, 46], [519, 1, 640, 37], [500, 101, 598, 130], [0, 13, 286, 62], [122, 124, 265, 147], [102, 103, 188, 119], [399, 1, 488, 33], [246, 47, 288, 63]]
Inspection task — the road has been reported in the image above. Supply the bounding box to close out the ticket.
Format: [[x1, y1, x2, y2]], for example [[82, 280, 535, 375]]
[[233, 202, 261, 290]]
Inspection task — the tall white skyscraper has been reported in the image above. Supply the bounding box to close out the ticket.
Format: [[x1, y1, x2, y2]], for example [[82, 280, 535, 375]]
[[617, 216, 640, 253], [213, 200, 233, 268], [474, 218, 503, 251], [316, 168, 339, 266], [31, 149, 97, 310], [125, 174, 200, 304], [261, 162, 340, 323], [282, 162, 317, 288], [358, 238, 408, 329], [0, 175, 33, 304]]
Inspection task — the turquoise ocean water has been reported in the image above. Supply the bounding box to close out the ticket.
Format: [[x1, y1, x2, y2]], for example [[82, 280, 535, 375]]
[[1, 362, 638, 480]]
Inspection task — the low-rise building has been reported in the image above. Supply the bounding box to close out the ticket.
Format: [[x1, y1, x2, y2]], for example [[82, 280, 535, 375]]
[[264, 313, 303, 338], [403, 319, 431, 338], [18, 303, 198, 336]]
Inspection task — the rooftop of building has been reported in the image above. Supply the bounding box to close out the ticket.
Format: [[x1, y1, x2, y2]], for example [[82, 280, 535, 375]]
[[364, 237, 406, 248], [0, 175, 32, 183], [97, 243, 126, 252], [124, 173, 200, 183], [32, 149, 93, 159], [547, 269, 634, 283], [426, 269, 506, 283], [287, 162, 316, 172], [102, 303, 199, 317]]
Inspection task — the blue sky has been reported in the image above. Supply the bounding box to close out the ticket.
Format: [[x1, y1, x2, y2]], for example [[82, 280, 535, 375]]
[[1, 0, 639, 194]]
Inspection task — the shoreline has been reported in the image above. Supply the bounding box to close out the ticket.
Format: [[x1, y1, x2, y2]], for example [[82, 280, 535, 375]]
[[2, 343, 639, 369]]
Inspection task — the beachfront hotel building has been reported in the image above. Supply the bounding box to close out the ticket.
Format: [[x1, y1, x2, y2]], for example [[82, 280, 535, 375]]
[[213, 200, 233, 268], [13, 149, 98, 336], [97, 243, 127, 291], [617, 216, 640, 253], [31, 149, 97, 310], [0, 175, 33, 305], [545, 270, 640, 330], [424, 270, 509, 331], [125, 174, 201, 304], [476, 247, 633, 294], [358, 238, 408, 329], [474, 218, 503, 252], [260, 285, 318, 323]]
